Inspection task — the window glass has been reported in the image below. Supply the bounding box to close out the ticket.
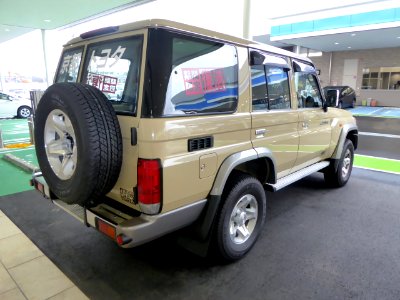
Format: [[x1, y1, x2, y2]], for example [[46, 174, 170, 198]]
[[295, 73, 323, 108], [266, 66, 290, 110], [362, 68, 400, 90], [55, 47, 83, 83], [251, 65, 268, 110], [144, 29, 238, 117], [251, 56, 290, 111], [82, 36, 143, 114]]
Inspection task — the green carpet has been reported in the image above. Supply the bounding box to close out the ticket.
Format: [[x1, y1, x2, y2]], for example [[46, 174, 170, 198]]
[[354, 154, 400, 174], [0, 148, 36, 196]]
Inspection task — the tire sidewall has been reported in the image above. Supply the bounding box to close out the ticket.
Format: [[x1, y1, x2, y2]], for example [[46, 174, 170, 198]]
[[18, 106, 32, 118], [218, 177, 266, 260]]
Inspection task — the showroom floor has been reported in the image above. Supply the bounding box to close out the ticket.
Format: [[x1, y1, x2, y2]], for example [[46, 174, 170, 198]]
[[0, 110, 400, 299]]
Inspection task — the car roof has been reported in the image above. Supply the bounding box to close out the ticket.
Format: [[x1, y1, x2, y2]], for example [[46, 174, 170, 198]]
[[66, 19, 312, 64]]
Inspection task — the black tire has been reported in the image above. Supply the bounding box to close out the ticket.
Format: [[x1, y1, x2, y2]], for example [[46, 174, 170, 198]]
[[324, 139, 354, 188], [214, 173, 266, 261], [34, 83, 122, 207], [17, 106, 32, 118]]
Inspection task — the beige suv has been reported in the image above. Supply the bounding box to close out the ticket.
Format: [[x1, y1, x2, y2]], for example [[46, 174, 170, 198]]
[[31, 19, 358, 261]]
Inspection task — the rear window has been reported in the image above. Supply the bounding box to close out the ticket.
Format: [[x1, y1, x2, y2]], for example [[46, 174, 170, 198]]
[[81, 36, 143, 115], [55, 47, 83, 83], [143, 29, 238, 117]]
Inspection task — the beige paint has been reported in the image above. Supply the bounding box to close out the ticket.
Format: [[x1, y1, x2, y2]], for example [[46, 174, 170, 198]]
[[59, 19, 355, 215]]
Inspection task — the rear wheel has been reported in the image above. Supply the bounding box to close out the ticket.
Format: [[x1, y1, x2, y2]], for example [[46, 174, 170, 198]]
[[34, 83, 122, 206], [17, 106, 32, 118], [324, 139, 354, 187], [214, 173, 266, 261]]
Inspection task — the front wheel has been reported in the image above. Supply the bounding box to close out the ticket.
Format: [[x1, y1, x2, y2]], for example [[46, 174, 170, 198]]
[[324, 139, 354, 187], [214, 174, 266, 261]]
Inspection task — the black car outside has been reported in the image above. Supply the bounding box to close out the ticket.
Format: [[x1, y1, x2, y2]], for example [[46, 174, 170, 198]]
[[323, 86, 356, 109]]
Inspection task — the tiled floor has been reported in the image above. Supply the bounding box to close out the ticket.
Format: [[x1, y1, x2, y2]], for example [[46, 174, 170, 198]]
[[0, 209, 88, 300]]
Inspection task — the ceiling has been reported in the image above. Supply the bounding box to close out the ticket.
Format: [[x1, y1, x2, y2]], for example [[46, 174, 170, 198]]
[[0, 0, 152, 44], [267, 26, 400, 52]]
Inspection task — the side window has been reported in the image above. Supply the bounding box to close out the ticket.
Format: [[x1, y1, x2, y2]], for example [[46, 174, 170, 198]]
[[82, 36, 143, 115], [295, 73, 323, 108], [251, 54, 290, 111], [144, 29, 238, 117], [55, 47, 83, 83], [251, 65, 269, 110], [266, 66, 290, 110]]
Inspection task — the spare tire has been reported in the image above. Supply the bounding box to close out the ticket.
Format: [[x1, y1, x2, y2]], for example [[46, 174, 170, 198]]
[[34, 83, 123, 207]]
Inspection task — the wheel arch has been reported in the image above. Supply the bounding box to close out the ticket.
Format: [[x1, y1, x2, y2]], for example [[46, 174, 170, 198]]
[[193, 147, 276, 241], [332, 124, 358, 160], [331, 124, 358, 171]]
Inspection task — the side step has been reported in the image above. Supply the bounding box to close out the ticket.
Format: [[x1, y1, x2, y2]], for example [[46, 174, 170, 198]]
[[265, 161, 330, 192]]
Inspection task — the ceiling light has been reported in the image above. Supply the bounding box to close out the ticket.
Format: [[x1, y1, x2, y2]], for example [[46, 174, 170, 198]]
[[397, 36, 400, 39], [334, 42, 339, 45], [4, 28, 10, 32], [43, 19, 51, 22], [348, 46, 352, 49], [351, 33, 356, 36]]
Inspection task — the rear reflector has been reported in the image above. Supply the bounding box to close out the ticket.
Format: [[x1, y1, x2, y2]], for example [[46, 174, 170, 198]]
[[137, 159, 161, 214], [116, 234, 132, 246], [96, 219, 116, 240]]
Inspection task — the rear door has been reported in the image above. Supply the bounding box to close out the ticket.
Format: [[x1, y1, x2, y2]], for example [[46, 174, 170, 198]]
[[250, 51, 299, 178], [55, 30, 146, 209], [292, 60, 332, 170]]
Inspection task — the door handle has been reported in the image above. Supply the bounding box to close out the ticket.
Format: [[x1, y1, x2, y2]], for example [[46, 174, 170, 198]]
[[320, 120, 329, 125], [255, 129, 266, 136]]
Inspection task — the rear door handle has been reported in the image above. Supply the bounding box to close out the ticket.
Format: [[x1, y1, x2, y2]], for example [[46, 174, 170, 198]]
[[255, 129, 266, 136]]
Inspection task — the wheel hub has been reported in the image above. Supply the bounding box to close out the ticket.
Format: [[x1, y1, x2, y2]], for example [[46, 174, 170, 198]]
[[341, 149, 352, 178], [229, 194, 258, 245], [44, 109, 78, 180]]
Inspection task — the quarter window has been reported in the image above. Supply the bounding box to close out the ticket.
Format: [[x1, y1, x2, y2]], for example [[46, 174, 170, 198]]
[[144, 29, 238, 117]]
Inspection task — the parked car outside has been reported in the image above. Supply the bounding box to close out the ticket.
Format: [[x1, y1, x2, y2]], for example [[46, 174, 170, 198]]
[[323, 86, 356, 109], [0, 91, 32, 118]]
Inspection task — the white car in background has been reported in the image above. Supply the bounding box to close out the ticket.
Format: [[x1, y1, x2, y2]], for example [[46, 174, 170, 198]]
[[0, 92, 32, 118]]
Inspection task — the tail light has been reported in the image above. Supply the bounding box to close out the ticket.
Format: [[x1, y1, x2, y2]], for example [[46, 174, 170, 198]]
[[137, 159, 161, 215]]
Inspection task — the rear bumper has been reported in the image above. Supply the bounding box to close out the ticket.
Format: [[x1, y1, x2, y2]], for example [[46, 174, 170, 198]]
[[31, 172, 207, 248], [86, 199, 207, 247]]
